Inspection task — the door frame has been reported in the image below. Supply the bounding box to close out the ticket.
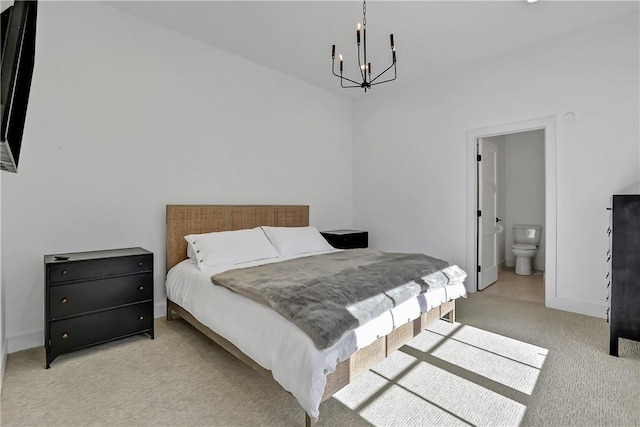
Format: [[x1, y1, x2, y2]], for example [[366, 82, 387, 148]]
[[465, 116, 557, 306]]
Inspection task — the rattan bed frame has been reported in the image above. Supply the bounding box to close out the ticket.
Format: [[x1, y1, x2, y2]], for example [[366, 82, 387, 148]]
[[165, 204, 455, 426]]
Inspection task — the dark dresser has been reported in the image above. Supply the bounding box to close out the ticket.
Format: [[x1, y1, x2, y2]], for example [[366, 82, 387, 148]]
[[44, 247, 154, 368], [321, 229, 368, 249], [609, 195, 640, 356]]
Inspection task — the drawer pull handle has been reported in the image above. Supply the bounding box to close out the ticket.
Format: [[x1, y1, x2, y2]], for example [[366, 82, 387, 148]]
[[139, 286, 144, 291], [61, 333, 69, 340], [61, 270, 68, 275], [138, 262, 143, 266], [60, 298, 68, 304], [138, 316, 144, 321]]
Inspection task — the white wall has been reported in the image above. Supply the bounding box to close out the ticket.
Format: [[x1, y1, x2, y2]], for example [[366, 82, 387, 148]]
[[504, 130, 545, 271], [1, 2, 354, 352], [353, 13, 639, 318]]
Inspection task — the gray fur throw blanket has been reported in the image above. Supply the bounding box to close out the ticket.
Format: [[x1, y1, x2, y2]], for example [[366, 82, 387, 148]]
[[210, 249, 456, 350]]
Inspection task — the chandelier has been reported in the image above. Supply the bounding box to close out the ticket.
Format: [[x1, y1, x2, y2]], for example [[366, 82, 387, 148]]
[[331, 0, 397, 92]]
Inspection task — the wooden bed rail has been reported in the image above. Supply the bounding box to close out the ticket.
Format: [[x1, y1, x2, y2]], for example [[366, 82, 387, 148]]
[[167, 297, 455, 426]]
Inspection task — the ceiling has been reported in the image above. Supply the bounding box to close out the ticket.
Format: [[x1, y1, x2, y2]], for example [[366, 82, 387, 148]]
[[108, 1, 638, 98]]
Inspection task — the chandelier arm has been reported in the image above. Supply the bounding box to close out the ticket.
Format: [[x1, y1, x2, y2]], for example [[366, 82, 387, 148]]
[[370, 66, 397, 86], [341, 76, 365, 86], [369, 63, 396, 84], [370, 75, 397, 86], [341, 81, 364, 89], [332, 59, 363, 85], [332, 72, 363, 86]]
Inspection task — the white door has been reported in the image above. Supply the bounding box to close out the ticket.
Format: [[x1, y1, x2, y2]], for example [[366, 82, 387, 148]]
[[478, 139, 499, 290]]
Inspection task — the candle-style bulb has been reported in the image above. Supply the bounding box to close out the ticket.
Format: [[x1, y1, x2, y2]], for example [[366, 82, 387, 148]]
[[332, 44, 335, 59], [390, 34, 395, 49], [356, 23, 361, 45], [368, 62, 372, 77], [339, 54, 343, 73]]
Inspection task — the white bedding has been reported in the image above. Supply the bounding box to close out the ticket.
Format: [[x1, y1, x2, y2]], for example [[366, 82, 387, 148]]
[[165, 250, 467, 419]]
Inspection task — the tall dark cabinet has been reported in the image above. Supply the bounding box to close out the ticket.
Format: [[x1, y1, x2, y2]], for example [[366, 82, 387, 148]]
[[609, 194, 640, 356]]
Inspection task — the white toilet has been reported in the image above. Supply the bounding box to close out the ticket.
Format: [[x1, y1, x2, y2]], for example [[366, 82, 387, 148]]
[[511, 224, 542, 276]]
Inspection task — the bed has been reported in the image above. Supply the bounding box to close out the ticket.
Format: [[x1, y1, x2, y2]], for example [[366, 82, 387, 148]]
[[165, 205, 466, 426]]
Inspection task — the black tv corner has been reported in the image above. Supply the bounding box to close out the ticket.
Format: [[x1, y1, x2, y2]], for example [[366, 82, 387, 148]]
[[1, 0, 38, 173]]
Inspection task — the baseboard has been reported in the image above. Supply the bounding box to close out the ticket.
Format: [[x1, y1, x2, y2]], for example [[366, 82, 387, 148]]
[[546, 296, 606, 319], [7, 329, 42, 353], [154, 301, 166, 319], [0, 337, 7, 395]]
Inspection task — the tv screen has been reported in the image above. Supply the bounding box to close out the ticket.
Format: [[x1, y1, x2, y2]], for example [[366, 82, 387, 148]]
[[1, 0, 37, 173]]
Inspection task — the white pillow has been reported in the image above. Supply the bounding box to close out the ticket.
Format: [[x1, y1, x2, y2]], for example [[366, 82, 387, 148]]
[[186, 244, 197, 263], [261, 226, 334, 257], [184, 227, 280, 270]]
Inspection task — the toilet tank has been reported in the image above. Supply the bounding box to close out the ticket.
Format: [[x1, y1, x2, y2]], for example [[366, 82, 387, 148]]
[[513, 224, 542, 245]]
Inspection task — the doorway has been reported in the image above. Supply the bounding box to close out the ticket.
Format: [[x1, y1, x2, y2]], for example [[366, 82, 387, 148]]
[[465, 116, 557, 308], [480, 130, 546, 288]]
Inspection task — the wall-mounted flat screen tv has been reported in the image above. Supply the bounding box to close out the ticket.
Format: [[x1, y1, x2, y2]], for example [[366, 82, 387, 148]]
[[1, 0, 37, 173]]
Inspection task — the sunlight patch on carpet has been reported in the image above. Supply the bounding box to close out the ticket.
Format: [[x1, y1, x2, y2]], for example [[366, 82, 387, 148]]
[[332, 320, 548, 426], [358, 384, 472, 426], [334, 350, 526, 426], [419, 321, 548, 395], [396, 360, 527, 426]]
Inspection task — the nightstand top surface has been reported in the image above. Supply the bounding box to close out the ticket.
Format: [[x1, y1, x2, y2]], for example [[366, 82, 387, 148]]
[[321, 229, 367, 235], [44, 247, 151, 263]]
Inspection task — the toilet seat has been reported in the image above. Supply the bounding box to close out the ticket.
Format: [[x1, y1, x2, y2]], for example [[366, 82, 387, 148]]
[[512, 243, 536, 251]]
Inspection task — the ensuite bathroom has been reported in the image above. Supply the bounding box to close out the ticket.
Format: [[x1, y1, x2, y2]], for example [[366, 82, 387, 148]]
[[483, 129, 546, 303]]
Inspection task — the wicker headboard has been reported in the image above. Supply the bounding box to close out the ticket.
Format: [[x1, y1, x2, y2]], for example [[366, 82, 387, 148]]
[[166, 205, 309, 272]]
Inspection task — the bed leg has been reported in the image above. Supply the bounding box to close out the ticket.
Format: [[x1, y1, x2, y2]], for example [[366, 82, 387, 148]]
[[166, 300, 174, 321], [305, 413, 316, 427], [447, 307, 455, 323]]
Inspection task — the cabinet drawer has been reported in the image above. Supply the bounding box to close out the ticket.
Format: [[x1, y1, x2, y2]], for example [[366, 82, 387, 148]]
[[49, 303, 153, 355], [48, 254, 152, 284], [49, 273, 153, 319]]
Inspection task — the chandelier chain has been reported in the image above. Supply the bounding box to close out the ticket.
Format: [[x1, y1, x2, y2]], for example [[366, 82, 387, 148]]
[[363, 0, 366, 27]]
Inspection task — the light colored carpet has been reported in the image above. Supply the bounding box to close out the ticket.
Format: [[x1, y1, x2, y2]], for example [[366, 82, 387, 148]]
[[1, 291, 639, 426]]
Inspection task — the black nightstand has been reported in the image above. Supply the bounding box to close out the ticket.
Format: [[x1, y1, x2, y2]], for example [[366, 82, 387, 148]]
[[321, 229, 368, 249], [44, 247, 154, 368]]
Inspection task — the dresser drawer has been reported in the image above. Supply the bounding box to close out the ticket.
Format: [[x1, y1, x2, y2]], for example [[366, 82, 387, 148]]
[[49, 303, 153, 355], [49, 273, 153, 319], [48, 254, 152, 284]]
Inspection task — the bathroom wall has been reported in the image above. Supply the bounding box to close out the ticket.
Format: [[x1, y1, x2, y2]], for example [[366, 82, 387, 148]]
[[504, 129, 545, 271]]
